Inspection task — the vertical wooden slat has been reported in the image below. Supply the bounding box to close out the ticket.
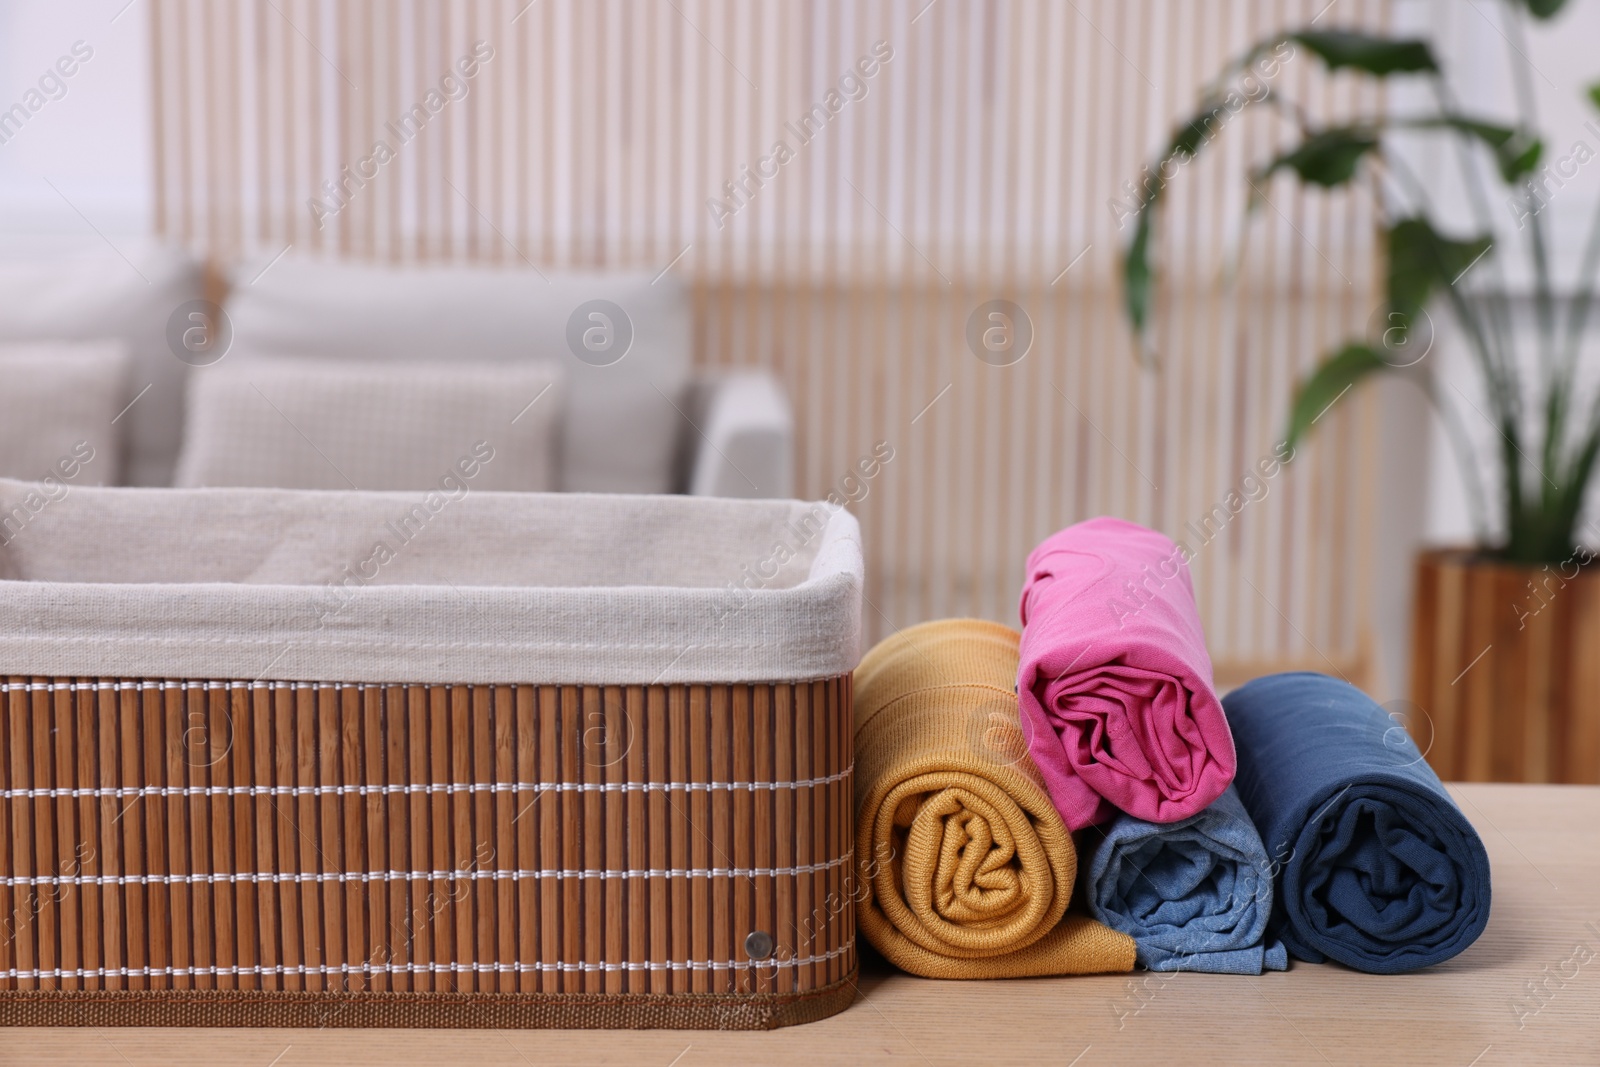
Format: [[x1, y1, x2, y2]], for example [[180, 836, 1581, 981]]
[[252, 688, 281, 991], [1461, 565, 1497, 782], [624, 686, 649, 994], [493, 685, 518, 993], [227, 691, 256, 991], [28, 688, 57, 990], [772, 677, 795, 994], [840, 673, 855, 976], [340, 687, 368, 989], [0, 691, 16, 989], [208, 689, 238, 991], [1521, 573, 1555, 782], [750, 683, 774, 995], [558, 685, 583, 993], [72, 689, 101, 991], [514, 684, 540, 993], [314, 689, 345, 992], [293, 687, 322, 987], [164, 689, 195, 990], [537, 684, 561, 995], [224, 0, 245, 257], [308, 0, 327, 256], [668, 684, 690, 995], [602, 687, 626, 995], [175, 0, 196, 244], [709, 684, 733, 993], [646, 686, 670, 995], [687, 685, 710, 994], [8, 688, 35, 992], [379, 686, 407, 990], [363, 687, 389, 992], [147, 0, 170, 239], [404, 686, 431, 992], [581, 687, 606, 994], [1569, 581, 1600, 783], [791, 679, 813, 994], [273, 688, 303, 991], [816, 676, 836, 986], [183, 689, 214, 992], [467, 686, 494, 990], [425, 684, 451, 991]]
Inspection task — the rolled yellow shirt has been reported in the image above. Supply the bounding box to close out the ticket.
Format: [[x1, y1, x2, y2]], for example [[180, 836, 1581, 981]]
[[853, 618, 1136, 978]]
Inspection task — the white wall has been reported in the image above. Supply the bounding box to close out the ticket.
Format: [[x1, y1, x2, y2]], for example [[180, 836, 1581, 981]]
[[0, 0, 150, 238]]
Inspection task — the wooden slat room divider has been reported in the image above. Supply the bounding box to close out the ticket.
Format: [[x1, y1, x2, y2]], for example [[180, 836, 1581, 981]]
[[149, 0, 1389, 683]]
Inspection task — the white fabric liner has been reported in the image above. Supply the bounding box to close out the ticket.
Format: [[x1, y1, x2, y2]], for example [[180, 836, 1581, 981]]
[[0, 480, 862, 685]]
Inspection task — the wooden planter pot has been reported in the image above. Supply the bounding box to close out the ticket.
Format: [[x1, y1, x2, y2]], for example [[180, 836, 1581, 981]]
[[1410, 549, 1600, 783]]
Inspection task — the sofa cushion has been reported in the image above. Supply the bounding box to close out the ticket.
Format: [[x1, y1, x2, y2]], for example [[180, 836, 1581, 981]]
[[175, 355, 564, 492], [0, 342, 129, 485], [0, 240, 204, 487], [225, 258, 691, 493]]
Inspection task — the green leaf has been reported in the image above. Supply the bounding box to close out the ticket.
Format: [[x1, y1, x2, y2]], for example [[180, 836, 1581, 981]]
[[1515, 0, 1569, 19], [1588, 81, 1600, 112], [1553, 430, 1600, 550], [1285, 343, 1389, 449], [1123, 102, 1230, 340], [1258, 127, 1380, 187], [1386, 218, 1494, 324], [1409, 117, 1544, 183], [1290, 31, 1438, 76], [1170, 105, 1228, 159], [1500, 137, 1544, 182], [1441, 119, 1540, 182], [1124, 206, 1154, 335]]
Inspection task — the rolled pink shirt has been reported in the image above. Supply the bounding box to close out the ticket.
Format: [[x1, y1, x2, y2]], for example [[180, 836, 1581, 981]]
[[1017, 518, 1235, 829]]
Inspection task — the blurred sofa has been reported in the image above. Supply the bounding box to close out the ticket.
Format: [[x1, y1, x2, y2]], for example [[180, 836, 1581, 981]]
[[0, 239, 201, 487], [0, 244, 792, 499]]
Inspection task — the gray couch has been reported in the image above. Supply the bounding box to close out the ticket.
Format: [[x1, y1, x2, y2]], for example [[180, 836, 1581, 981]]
[[0, 244, 792, 499]]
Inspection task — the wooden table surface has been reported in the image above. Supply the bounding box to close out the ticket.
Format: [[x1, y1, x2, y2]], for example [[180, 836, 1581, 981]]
[[3, 783, 1595, 1066]]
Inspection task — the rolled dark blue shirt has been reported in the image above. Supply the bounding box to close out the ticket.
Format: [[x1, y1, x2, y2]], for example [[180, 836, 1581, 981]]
[[1221, 672, 1492, 974]]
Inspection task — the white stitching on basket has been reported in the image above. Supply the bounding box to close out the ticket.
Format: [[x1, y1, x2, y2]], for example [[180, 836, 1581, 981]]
[[2, 852, 853, 887], [0, 678, 841, 692], [0, 766, 852, 801], [0, 942, 855, 982]]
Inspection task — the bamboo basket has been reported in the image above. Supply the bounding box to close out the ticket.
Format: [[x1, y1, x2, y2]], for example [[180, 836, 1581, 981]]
[[0, 482, 863, 1028]]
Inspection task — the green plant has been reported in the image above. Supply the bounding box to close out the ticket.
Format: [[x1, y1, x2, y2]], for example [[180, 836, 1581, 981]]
[[1123, 0, 1600, 564]]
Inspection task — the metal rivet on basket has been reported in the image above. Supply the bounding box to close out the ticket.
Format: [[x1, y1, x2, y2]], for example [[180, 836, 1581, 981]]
[[744, 930, 775, 960]]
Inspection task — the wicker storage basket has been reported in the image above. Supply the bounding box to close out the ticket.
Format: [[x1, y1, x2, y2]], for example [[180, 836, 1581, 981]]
[[0, 480, 862, 1029]]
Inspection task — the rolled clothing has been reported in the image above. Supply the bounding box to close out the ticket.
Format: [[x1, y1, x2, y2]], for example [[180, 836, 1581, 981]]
[[854, 618, 1136, 979], [1017, 518, 1236, 830], [1222, 672, 1492, 974], [1081, 785, 1289, 974]]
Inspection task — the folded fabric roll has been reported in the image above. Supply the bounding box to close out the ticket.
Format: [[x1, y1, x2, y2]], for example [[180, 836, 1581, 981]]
[[1082, 785, 1289, 974], [1222, 672, 1493, 974], [853, 618, 1136, 979], [1017, 518, 1236, 830]]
